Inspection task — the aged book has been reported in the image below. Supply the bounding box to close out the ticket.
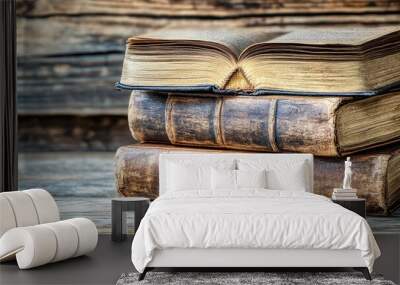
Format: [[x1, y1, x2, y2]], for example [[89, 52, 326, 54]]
[[118, 27, 400, 96], [115, 144, 400, 215], [332, 188, 358, 200], [128, 91, 400, 156]]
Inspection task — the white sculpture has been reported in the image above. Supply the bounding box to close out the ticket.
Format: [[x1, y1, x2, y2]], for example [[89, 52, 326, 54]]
[[343, 157, 352, 189]]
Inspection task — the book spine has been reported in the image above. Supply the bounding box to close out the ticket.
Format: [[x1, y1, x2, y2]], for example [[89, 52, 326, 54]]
[[333, 189, 358, 193], [114, 144, 228, 199], [332, 192, 357, 197], [332, 191, 358, 195], [128, 91, 341, 156], [115, 143, 396, 215], [332, 197, 359, 200]]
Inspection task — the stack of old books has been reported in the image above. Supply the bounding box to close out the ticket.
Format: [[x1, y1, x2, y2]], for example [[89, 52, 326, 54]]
[[115, 27, 400, 216], [331, 189, 358, 200]]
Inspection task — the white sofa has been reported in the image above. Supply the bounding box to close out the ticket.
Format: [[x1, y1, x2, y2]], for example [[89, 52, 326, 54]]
[[0, 189, 98, 269]]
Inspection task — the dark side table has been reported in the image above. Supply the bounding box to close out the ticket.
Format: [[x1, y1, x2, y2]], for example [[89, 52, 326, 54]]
[[112, 197, 150, 242], [332, 198, 366, 218]]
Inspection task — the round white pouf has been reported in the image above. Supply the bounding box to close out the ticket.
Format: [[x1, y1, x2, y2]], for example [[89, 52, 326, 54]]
[[0, 218, 98, 269]]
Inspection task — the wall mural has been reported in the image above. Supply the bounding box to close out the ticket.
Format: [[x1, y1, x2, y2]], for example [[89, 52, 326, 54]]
[[16, 0, 400, 233]]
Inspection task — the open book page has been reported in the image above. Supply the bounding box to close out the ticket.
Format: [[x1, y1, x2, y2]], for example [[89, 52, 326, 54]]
[[132, 27, 284, 57], [265, 26, 400, 46]]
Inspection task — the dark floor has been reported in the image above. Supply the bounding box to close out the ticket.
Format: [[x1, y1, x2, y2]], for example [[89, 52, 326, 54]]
[[0, 235, 134, 285], [1, 234, 399, 285]]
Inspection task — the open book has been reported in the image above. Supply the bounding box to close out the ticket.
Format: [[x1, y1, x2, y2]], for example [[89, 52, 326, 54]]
[[118, 27, 400, 96]]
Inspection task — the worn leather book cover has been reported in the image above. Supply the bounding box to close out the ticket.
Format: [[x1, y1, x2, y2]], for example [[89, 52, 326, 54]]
[[114, 144, 400, 215], [118, 27, 400, 96], [128, 91, 400, 157]]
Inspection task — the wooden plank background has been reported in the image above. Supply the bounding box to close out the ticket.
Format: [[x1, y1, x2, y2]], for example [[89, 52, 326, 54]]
[[17, 0, 400, 151]]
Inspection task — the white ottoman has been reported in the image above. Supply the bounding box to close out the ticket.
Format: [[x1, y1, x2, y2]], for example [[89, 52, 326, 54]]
[[0, 189, 98, 269]]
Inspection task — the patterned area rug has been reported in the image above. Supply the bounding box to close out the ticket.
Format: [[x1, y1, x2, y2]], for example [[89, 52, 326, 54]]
[[116, 272, 395, 285]]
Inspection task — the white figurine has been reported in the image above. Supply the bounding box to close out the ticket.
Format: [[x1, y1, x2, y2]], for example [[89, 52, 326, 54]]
[[343, 157, 352, 189]]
